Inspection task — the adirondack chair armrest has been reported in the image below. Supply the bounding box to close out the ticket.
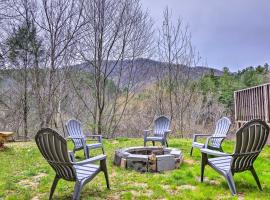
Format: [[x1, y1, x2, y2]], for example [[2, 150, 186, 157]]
[[86, 134, 103, 143], [65, 136, 84, 140], [205, 136, 226, 147], [164, 130, 171, 137], [65, 136, 85, 148], [144, 129, 152, 132], [144, 129, 152, 138], [73, 154, 106, 166], [201, 148, 231, 157], [193, 134, 212, 142]]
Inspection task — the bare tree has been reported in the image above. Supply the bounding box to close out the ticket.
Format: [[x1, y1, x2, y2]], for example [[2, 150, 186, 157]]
[[71, 0, 153, 136], [32, 0, 85, 128], [157, 7, 200, 136], [0, 0, 86, 136]]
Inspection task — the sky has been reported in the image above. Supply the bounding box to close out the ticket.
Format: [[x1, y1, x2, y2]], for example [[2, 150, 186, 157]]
[[141, 0, 270, 71]]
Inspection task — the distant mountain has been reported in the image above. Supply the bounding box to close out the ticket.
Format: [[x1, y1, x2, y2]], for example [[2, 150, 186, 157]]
[[71, 58, 223, 88]]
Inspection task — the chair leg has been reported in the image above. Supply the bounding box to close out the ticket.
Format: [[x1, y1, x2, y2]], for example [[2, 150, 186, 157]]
[[200, 153, 207, 182], [85, 147, 90, 159], [165, 140, 168, 147], [190, 147, 193, 156], [250, 167, 262, 191], [224, 172, 237, 195], [161, 140, 165, 146], [219, 146, 224, 152], [73, 181, 83, 200], [152, 141, 155, 146], [144, 139, 146, 147], [49, 175, 59, 200], [102, 146, 105, 154], [69, 151, 75, 162], [100, 159, 110, 189]]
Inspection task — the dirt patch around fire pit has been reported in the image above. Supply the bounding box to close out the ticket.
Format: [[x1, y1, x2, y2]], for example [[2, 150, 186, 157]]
[[18, 173, 47, 189]]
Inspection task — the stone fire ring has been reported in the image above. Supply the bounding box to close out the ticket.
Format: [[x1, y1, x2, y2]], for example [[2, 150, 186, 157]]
[[114, 146, 183, 172]]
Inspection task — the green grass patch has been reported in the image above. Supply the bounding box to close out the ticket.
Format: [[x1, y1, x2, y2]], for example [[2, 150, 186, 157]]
[[0, 138, 269, 199]]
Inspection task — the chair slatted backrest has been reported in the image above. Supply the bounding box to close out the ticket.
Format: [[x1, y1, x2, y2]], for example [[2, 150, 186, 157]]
[[211, 117, 231, 148], [35, 128, 76, 181], [66, 119, 85, 149], [154, 116, 170, 137], [231, 119, 269, 172]]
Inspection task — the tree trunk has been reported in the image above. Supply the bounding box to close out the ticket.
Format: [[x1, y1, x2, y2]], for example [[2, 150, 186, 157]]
[[23, 58, 28, 140]]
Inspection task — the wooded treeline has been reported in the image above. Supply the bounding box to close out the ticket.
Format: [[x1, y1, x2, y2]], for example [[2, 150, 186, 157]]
[[0, 0, 269, 139]]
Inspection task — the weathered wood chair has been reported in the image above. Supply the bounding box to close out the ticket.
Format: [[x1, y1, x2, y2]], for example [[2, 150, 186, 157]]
[[65, 119, 104, 158], [144, 116, 171, 147], [190, 117, 231, 156], [35, 128, 110, 200], [200, 119, 269, 195]]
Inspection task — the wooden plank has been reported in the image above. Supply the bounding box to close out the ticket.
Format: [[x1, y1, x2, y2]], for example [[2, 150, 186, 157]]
[[234, 83, 270, 124], [268, 85, 270, 122], [241, 90, 244, 121], [260, 86, 264, 119], [251, 86, 255, 119], [254, 87, 257, 118], [264, 85, 269, 122], [240, 91, 244, 120], [245, 89, 248, 121], [258, 87, 261, 118], [248, 89, 251, 120], [235, 82, 270, 93], [234, 91, 237, 121], [257, 87, 261, 119], [0, 131, 14, 135]]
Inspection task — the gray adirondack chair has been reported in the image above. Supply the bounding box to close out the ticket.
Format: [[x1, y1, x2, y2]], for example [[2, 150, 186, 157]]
[[190, 117, 231, 156], [35, 128, 110, 200], [65, 119, 104, 159], [144, 116, 171, 147], [200, 119, 269, 195]]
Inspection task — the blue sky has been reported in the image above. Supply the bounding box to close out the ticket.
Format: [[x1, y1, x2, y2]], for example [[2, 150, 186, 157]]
[[141, 0, 270, 71]]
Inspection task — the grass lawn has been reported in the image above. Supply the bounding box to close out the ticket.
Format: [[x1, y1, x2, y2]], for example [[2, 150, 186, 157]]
[[0, 138, 270, 200]]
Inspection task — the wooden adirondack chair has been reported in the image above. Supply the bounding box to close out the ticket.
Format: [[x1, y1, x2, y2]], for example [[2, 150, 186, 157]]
[[144, 116, 171, 147], [65, 119, 104, 159], [200, 119, 269, 195], [35, 128, 110, 200], [190, 117, 231, 156]]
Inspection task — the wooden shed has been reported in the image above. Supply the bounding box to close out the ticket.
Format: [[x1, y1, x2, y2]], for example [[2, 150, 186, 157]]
[[234, 83, 270, 128]]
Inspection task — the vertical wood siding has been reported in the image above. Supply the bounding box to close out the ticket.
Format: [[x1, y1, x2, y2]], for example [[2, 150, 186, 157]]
[[235, 83, 270, 127]]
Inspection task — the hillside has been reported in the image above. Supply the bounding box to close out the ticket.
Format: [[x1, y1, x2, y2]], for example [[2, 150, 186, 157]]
[[71, 58, 223, 86]]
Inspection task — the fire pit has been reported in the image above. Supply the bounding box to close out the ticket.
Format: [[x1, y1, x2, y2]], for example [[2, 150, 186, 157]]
[[114, 146, 183, 172]]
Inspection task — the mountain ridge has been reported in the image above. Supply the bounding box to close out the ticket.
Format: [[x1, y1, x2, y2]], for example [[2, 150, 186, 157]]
[[71, 58, 223, 85]]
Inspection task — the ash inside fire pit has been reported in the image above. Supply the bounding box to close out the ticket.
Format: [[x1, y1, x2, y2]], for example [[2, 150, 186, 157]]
[[114, 147, 183, 172], [128, 148, 164, 155]]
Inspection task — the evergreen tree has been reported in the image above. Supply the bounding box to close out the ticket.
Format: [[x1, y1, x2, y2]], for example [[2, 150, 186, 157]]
[[6, 21, 42, 138], [199, 64, 268, 116]]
